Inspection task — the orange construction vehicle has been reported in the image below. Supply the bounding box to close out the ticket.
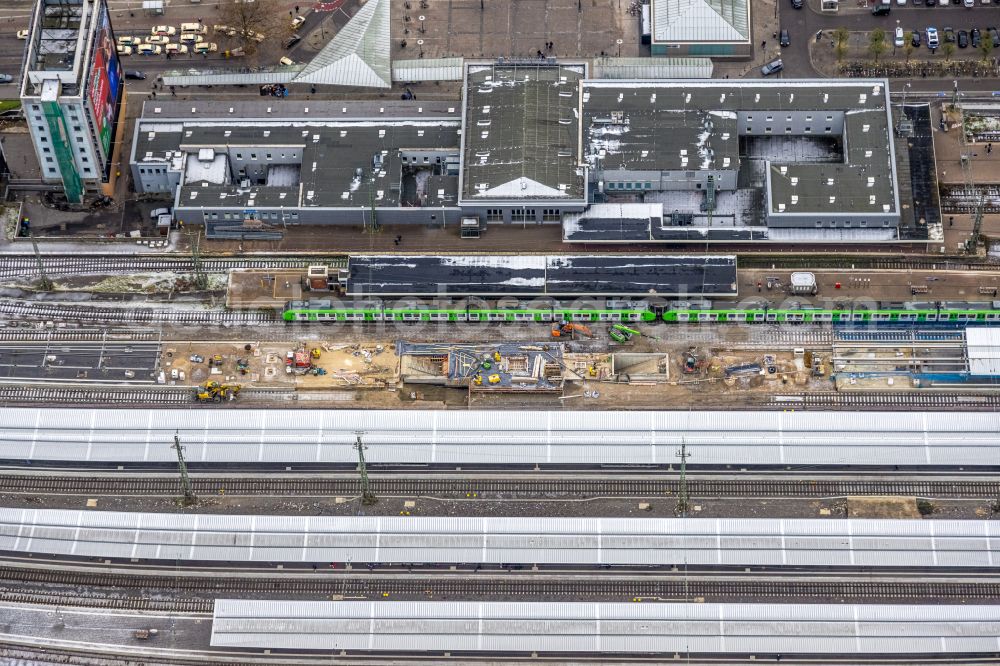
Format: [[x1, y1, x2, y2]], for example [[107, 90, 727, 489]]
[[551, 322, 593, 338]]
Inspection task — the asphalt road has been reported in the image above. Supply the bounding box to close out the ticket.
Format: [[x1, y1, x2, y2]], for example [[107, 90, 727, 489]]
[[0, 342, 161, 382]]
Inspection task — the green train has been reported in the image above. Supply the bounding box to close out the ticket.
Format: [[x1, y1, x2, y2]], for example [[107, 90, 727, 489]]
[[283, 299, 1000, 324]]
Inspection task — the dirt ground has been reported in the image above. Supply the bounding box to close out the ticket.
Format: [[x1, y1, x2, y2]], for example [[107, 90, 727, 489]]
[[162, 340, 399, 390]]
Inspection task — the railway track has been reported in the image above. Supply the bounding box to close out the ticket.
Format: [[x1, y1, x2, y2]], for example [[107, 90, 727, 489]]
[[0, 327, 160, 342], [0, 255, 347, 280], [940, 185, 1000, 215], [765, 391, 1000, 409], [738, 255, 1000, 271], [0, 300, 277, 325], [0, 385, 293, 406], [2, 474, 996, 498], [0, 567, 997, 612]]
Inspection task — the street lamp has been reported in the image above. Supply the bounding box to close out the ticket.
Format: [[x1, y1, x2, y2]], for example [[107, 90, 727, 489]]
[[417, 38, 424, 58], [418, 15, 425, 33], [616, 38, 623, 57], [897, 82, 910, 132]]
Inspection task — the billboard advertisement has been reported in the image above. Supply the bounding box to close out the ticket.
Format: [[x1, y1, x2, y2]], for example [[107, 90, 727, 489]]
[[86, 1, 122, 167]]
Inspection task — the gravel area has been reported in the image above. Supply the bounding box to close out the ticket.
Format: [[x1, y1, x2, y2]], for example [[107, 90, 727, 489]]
[[2, 492, 994, 520]]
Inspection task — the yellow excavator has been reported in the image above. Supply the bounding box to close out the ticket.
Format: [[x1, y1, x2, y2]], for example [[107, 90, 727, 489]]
[[194, 381, 242, 403]]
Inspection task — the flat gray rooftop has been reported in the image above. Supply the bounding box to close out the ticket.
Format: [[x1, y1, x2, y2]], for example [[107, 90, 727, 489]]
[[346, 254, 737, 296], [582, 80, 898, 216], [212, 600, 1000, 654], [4, 408, 994, 468], [461, 63, 586, 202]]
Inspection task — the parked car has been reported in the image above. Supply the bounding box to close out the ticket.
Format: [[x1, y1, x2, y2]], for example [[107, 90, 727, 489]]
[[16, 29, 28, 39], [989, 26, 1000, 48], [124, 70, 146, 80], [780, 29, 790, 46], [165, 43, 188, 54], [193, 42, 218, 53], [243, 29, 265, 42], [150, 25, 176, 36], [943, 26, 955, 43], [291, 14, 306, 28], [180, 22, 207, 34], [894, 26, 905, 46], [284, 34, 302, 49], [137, 43, 162, 55], [213, 24, 237, 37], [911, 29, 921, 46], [957, 29, 969, 47], [761, 58, 783, 76], [146, 35, 170, 45], [926, 26, 939, 48], [897, 0, 906, 5], [0, 74, 13, 84], [116, 44, 132, 56], [964, 0, 975, 6], [118, 35, 142, 46], [179, 32, 205, 43], [971, 27, 981, 47]]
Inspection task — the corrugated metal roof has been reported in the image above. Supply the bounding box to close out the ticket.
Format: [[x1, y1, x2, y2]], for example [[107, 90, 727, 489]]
[[2, 509, 996, 568], [652, 0, 750, 43], [211, 600, 1000, 653], [1, 408, 995, 468], [592, 56, 713, 79], [161, 68, 298, 87], [966, 326, 1000, 376], [391, 57, 464, 82], [293, 0, 390, 87]]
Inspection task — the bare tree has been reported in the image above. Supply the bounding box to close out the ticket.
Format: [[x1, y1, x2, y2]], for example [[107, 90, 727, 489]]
[[217, 0, 289, 56], [942, 41, 956, 62], [833, 27, 850, 63], [902, 31, 914, 62], [979, 35, 993, 62], [868, 28, 887, 64]]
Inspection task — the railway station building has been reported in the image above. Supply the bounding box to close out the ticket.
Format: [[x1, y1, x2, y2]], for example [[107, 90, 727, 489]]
[[132, 63, 903, 243]]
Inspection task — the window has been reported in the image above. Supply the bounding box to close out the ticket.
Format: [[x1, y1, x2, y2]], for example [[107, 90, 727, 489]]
[[236, 153, 242, 160], [223, 213, 232, 220], [511, 208, 535, 222], [765, 127, 772, 134], [42, 148, 50, 153], [82, 168, 92, 175], [34, 115, 41, 122], [40, 137, 47, 143], [140, 168, 146, 174], [844, 220, 852, 228], [804, 127, 811, 133], [32, 105, 39, 112], [766, 115, 773, 121], [644, 182, 651, 189], [486, 208, 503, 222], [786, 115, 792, 122], [543, 208, 560, 221], [73, 126, 81, 132], [860, 221, 867, 227], [266, 153, 272, 160], [815, 220, 822, 227], [250, 153, 257, 160], [785, 127, 792, 134], [290, 212, 298, 220], [423, 156, 429, 163], [45, 157, 53, 163], [805, 115, 813, 122], [826, 115, 833, 121], [81, 156, 88, 163], [825, 127, 833, 133]]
